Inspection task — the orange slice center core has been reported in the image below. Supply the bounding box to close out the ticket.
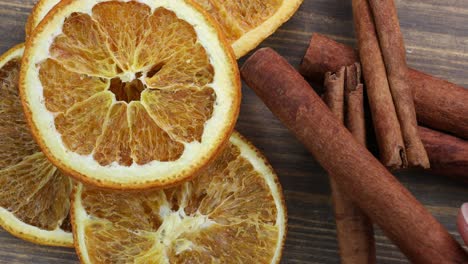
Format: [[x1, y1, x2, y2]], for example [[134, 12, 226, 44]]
[[109, 76, 145, 103]]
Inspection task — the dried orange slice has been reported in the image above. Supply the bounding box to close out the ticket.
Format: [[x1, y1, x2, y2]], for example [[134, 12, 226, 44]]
[[21, 0, 240, 190], [0, 44, 73, 247], [26, 0, 303, 58], [71, 132, 287, 263]]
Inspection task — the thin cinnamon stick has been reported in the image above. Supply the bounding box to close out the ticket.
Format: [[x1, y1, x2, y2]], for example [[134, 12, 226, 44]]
[[352, 0, 407, 169], [241, 48, 468, 263], [324, 68, 345, 123], [299, 33, 468, 140], [345, 64, 366, 146], [368, 0, 429, 168], [325, 65, 376, 264], [419, 127, 468, 183]]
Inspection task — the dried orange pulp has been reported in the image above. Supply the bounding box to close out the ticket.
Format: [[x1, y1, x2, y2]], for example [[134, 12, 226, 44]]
[[72, 132, 287, 263], [0, 44, 73, 247], [21, 0, 241, 190], [26, 0, 304, 58]]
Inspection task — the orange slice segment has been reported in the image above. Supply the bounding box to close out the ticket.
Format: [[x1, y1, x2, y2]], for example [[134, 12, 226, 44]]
[[214, 0, 283, 31], [1, 154, 70, 231], [141, 87, 216, 143], [93, 102, 132, 166], [0, 57, 40, 168], [71, 132, 287, 263], [26, 0, 304, 58], [39, 59, 109, 113], [128, 102, 184, 165], [50, 12, 118, 77], [55, 92, 114, 155], [91, 1, 150, 72], [0, 44, 73, 247], [21, 0, 240, 189], [194, 0, 245, 42]]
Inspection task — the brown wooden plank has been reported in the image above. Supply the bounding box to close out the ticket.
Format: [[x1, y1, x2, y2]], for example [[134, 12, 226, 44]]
[[0, 0, 467, 263]]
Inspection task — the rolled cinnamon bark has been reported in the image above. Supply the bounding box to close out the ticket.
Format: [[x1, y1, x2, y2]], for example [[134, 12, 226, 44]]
[[419, 127, 468, 182], [352, 0, 407, 169], [299, 33, 468, 140], [412, 71, 468, 140], [300, 36, 359, 84], [345, 64, 366, 146], [324, 68, 345, 123], [368, 0, 429, 168], [325, 65, 376, 264], [241, 47, 468, 263]]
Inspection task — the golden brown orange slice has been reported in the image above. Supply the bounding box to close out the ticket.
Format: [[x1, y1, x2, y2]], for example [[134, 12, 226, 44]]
[[26, 0, 303, 58], [21, 0, 240, 190], [71, 132, 287, 263], [0, 44, 73, 247]]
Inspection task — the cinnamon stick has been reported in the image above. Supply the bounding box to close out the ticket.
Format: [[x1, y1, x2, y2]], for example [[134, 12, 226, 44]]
[[324, 68, 345, 123], [325, 65, 376, 264], [352, 0, 406, 169], [419, 127, 468, 183], [345, 64, 366, 146], [368, 0, 429, 168], [299, 33, 468, 140], [300, 36, 359, 83], [412, 71, 468, 140], [241, 48, 468, 263]]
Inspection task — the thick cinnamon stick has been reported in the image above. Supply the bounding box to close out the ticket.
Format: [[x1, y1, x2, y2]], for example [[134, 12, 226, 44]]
[[325, 65, 376, 264], [299, 33, 468, 140], [241, 48, 468, 263], [352, 0, 406, 169], [411, 71, 468, 140], [419, 127, 468, 183], [368, 0, 429, 168]]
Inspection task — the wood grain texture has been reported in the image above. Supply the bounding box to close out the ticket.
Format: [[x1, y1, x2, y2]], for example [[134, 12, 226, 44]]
[[0, 0, 466, 263]]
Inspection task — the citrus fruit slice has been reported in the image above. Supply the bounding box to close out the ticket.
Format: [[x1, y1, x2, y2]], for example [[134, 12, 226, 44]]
[[21, 0, 241, 190], [0, 44, 73, 247], [71, 132, 286, 263], [26, 0, 303, 58]]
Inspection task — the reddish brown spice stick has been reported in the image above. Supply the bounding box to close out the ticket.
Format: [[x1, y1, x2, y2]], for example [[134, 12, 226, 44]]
[[419, 127, 468, 183], [412, 71, 468, 140], [299, 33, 468, 140], [368, 0, 429, 168], [300, 36, 359, 83], [325, 65, 376, 264], [241, 48, 468, 263], [352, 0, 406, 169], [324, 68, 345, 123], [344, 64, 376, 262], [345, 64, 366, 146]]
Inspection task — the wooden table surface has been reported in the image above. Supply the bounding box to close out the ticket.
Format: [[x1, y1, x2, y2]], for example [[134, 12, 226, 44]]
[[0, 0, 467, 263]]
